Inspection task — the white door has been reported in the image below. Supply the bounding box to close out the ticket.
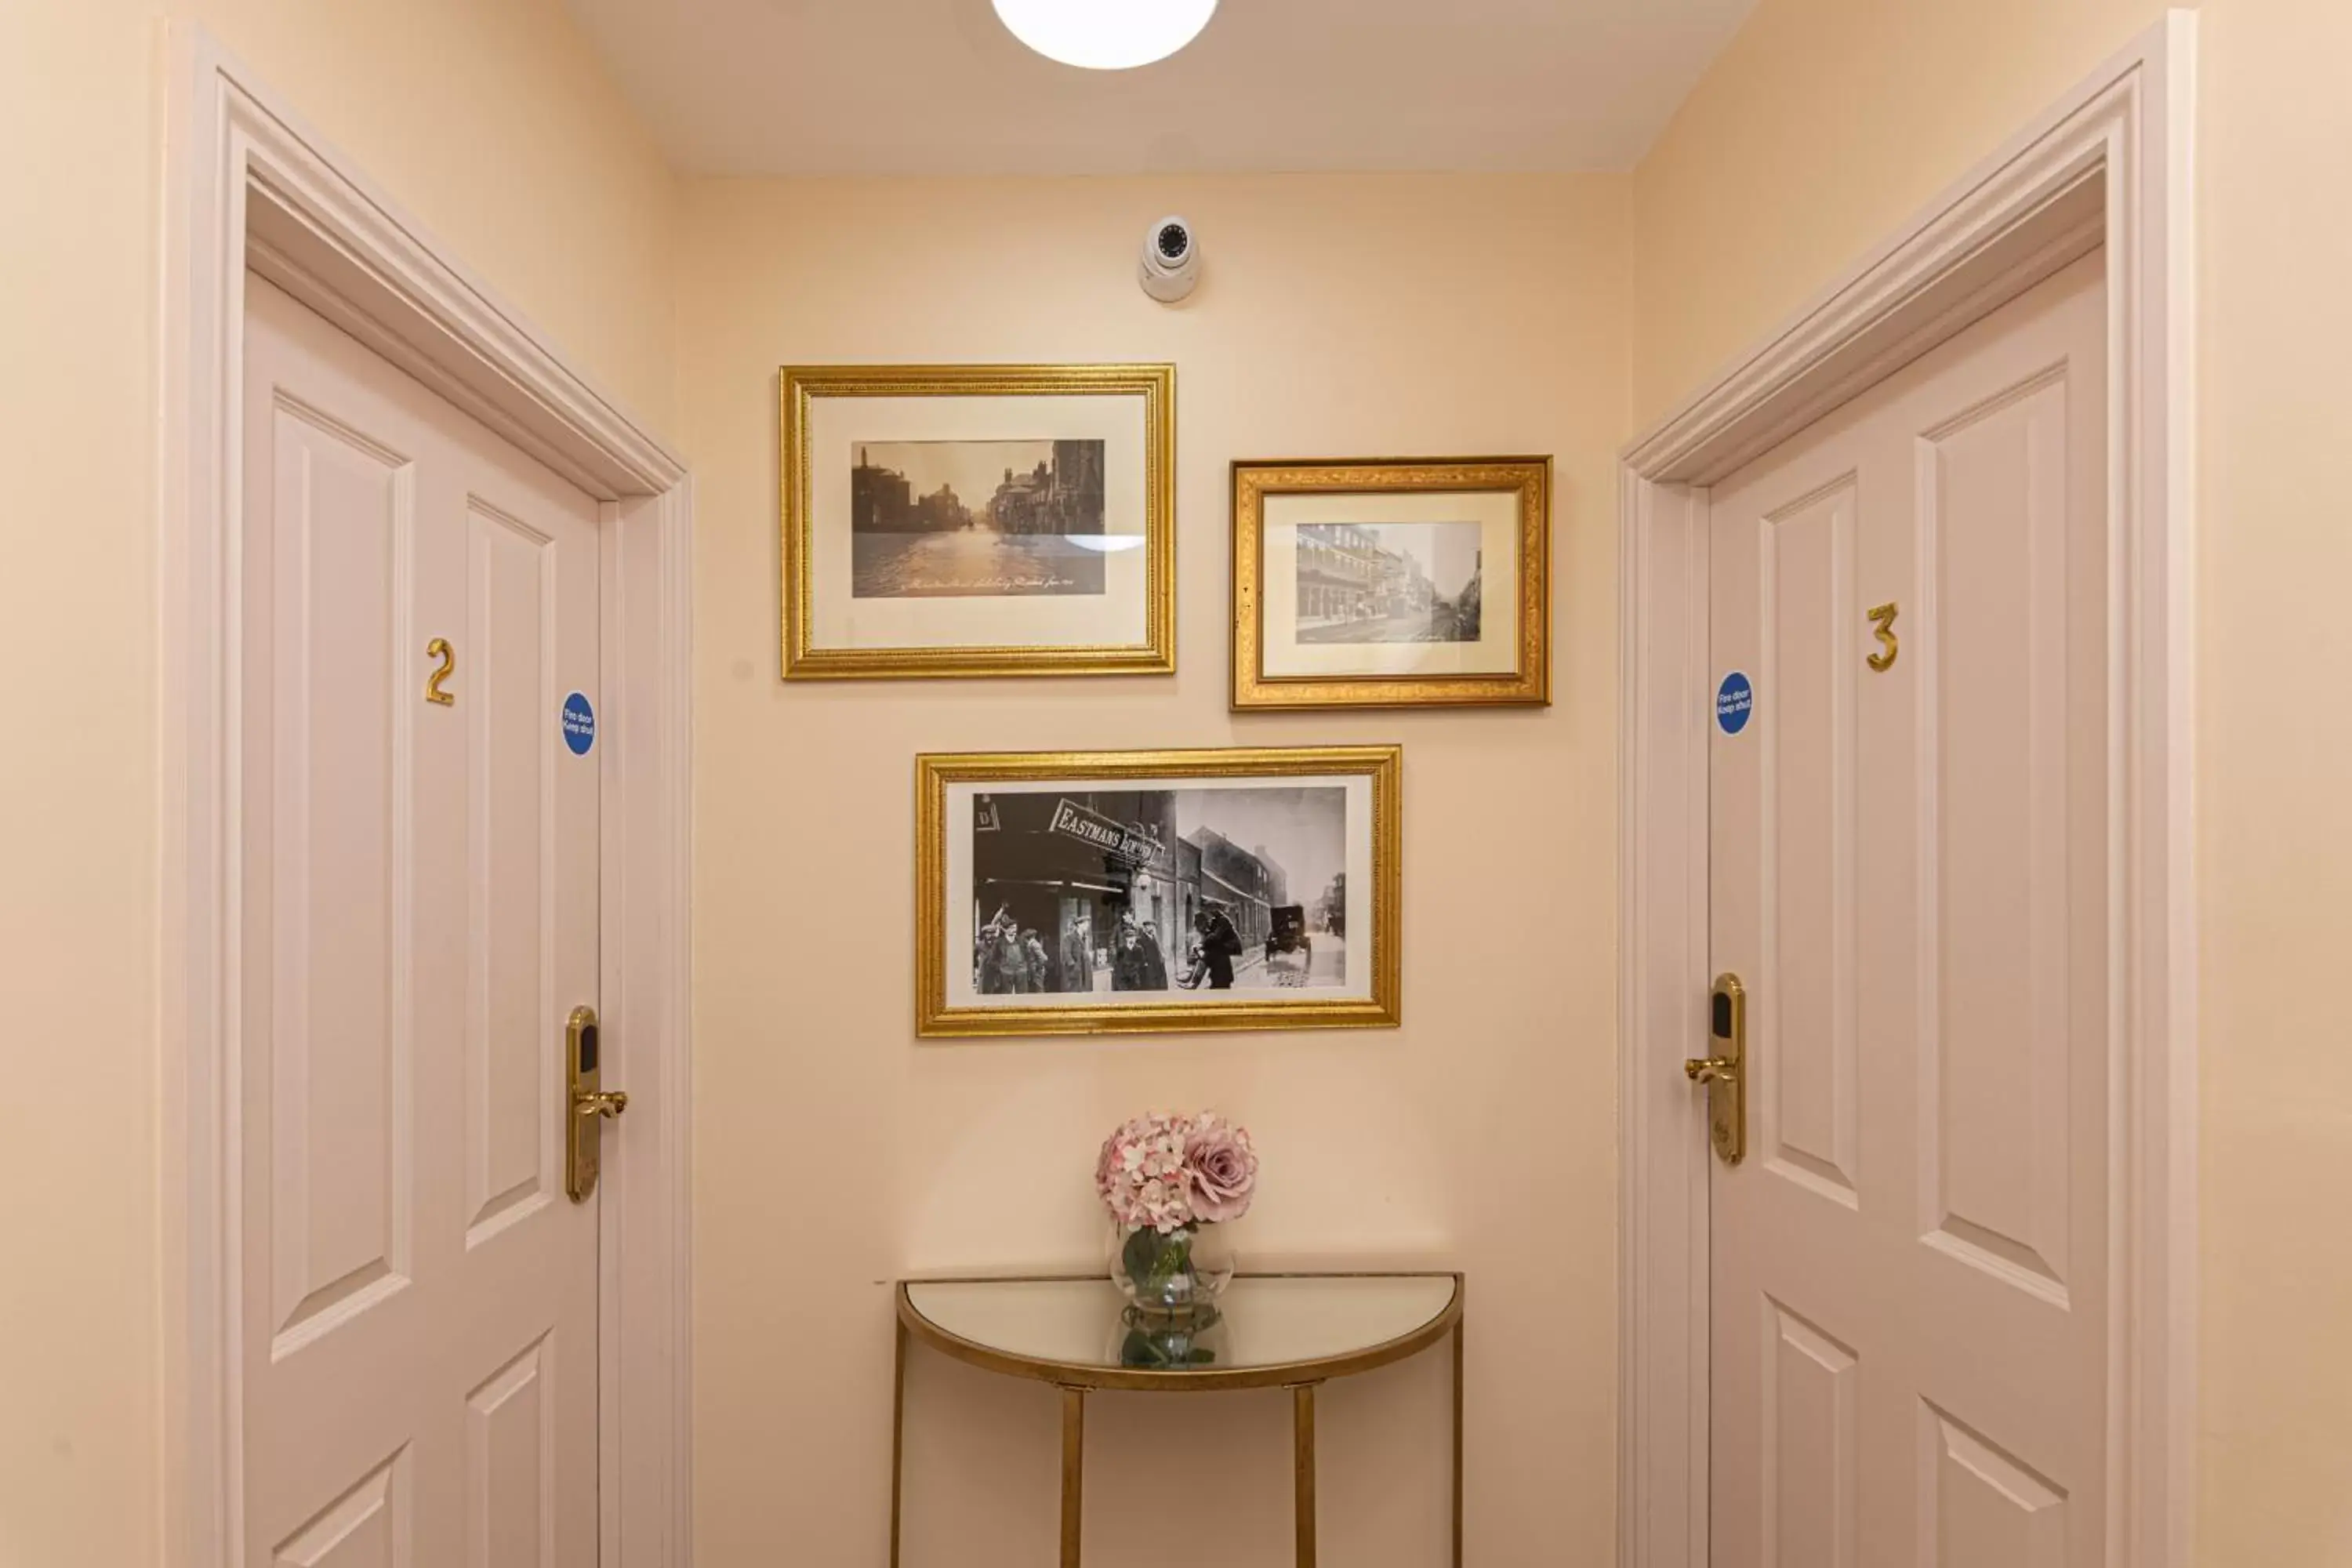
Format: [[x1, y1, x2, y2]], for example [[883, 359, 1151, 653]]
[[1706, 250, 2109, 1566], [239, 274, 604, 1567]]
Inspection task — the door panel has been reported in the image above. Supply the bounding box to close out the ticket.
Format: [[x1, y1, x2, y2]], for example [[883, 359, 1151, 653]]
[[1762, 1298, 1858, 1568], [466, 499, 561, 1248], [272, 1453, 408, 1568], [260, 397, 414, 1359], [241, 273, 603, 1568], [1708, 251, 2108, 1567], [1920, 372, 2078, 1303], [1918, 1403, 2069, 1568], [1760, 479, 1860, 1206], [466, 1334, 559, 1568]]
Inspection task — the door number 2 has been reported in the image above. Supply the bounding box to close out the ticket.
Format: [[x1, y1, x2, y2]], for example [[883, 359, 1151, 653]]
[[425, 637, 457, 706], [1866, 603, 1900, 672]]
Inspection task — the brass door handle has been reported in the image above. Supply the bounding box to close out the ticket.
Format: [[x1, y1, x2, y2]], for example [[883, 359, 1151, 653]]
[[565, 1005, 624, 1202], [1689, 975, 1747, 1165]]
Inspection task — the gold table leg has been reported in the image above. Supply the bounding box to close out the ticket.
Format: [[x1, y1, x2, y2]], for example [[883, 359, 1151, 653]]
[[1293, 1382, 1319, 1568], [1452, 1317, 1465, 1567], [1059, 1385, 1086, 1567], [890, 1318, 907, 1568]]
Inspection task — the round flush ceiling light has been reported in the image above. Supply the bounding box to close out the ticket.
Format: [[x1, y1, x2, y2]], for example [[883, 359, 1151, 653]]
[[991, 0, 1219, 70]]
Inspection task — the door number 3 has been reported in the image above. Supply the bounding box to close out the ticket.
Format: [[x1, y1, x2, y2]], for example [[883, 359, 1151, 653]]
[[425, 637, 457, 706], [1866, 603, 1900, 672]]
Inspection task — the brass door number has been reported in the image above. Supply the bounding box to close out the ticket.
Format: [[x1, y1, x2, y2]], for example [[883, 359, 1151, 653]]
[[425, 637, 457, 706], [1866, 602, 1900, 672]]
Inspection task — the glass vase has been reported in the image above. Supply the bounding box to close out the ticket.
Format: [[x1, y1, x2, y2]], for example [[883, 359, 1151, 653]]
[[1112, 1301, 1232, 1369], [1109, 1221, 1234, 1318]]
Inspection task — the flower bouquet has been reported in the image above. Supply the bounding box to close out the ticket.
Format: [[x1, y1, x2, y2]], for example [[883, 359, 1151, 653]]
[[1094, 1111, 1258, 1325]]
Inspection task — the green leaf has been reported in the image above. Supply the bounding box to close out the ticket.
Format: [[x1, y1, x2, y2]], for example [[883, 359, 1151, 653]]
[[1121, 1226, 1163, 1286], [1156, 1229, 1194, 1287]]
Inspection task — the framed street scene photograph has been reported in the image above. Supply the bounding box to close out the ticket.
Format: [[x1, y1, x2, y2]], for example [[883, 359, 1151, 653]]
[[1231, 457, 1551, 709], [781, 364, 1176, 679], [916, 747, 1402, 1037]]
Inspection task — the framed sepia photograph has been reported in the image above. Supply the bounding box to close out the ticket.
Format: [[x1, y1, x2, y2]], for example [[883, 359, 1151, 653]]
[[1231, 457, 1551, 709], [782, 364, 1176, 679], [916, 747, 1402, 1037]]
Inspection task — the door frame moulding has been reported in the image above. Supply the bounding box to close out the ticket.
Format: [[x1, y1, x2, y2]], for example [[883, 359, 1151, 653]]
[[1616, 14, 2195, 1568], [158, 27, 694, 1568]]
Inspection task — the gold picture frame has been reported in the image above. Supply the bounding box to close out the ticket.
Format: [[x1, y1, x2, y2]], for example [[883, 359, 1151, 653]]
[[781, 363, 1177, 680], [916, 746, 1403, 1038], [1231, 456, 1551, 710]]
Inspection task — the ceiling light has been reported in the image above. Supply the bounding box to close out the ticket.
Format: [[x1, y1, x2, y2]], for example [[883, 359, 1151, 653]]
[[991, 0, 1219, 71]]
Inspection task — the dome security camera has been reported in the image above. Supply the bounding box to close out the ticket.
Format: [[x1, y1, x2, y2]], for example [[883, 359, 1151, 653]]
[[1139, 216, 1201, 303]]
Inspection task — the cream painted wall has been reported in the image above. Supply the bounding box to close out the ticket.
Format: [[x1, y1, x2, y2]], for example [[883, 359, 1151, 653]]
[[1632, 1, 2352, 1559], [0, 4, 676, 1564], [677, 173, 1628, 1565], [14, 0, 2336, 1560], [1631, 0, 2172, 427]]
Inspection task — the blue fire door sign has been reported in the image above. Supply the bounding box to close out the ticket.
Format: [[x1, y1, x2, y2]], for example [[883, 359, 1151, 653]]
[[561, 692, 596, 756], [1716, 672, 1754, 735]]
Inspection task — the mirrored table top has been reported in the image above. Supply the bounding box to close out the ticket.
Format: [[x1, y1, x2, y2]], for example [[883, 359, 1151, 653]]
[[899, 1273, 1462, 1391]]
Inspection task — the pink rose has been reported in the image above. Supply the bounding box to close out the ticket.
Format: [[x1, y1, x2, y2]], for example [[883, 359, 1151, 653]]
[[1182, 1116, 1258, 1224]]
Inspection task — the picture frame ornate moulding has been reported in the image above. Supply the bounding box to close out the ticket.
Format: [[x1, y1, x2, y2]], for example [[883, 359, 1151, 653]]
[[780, 362, 1177, 679], [916, 746, 1403, 1039], [1231, 456, 1552, 710]]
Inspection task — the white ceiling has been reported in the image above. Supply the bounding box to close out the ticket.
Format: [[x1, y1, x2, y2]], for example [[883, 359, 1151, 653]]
[[565, 0, 1757, 176]]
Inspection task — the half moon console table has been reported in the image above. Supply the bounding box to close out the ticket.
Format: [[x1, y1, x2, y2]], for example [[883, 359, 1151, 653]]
[[891, 1272, 1465, 1567]]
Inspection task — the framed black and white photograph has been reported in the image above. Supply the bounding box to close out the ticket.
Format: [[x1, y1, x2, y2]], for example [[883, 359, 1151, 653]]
[[1232, 457, 1551, 709], [916, 747, 1403, 1036], [782, 365, 1175, 678]]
